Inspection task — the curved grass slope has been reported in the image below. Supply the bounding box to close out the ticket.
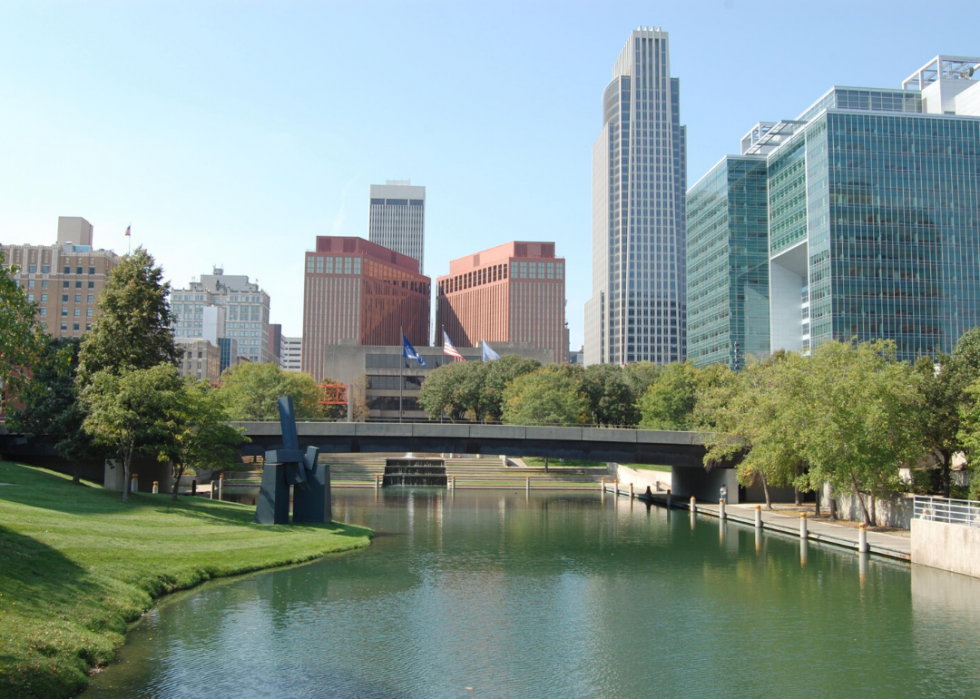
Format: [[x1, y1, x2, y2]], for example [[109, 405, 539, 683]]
[[0, 461, 372, 698]]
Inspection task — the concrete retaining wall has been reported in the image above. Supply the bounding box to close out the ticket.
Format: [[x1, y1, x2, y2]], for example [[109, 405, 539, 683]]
[[671, 467, 740, 504], [831, 488, 914, 528], [608, 463, 672, 493], [911, 518, 980, 578]]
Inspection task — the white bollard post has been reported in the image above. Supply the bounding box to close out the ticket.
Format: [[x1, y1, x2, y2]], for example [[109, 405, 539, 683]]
[[152, 481, 159, 494], [614, 480, 619, 497], [218, 473, 224, 501], [858, 523, 869, 553], [600, 477, 605, 493], [130, 474, 138, 493], [375, 474, 381, 490], [452, 475, 456, 491], [689, 496, 697, 513], [800, 512, 808, 540], [754, 505, 762, 529], [666, 489, 672, 508], [526, 476, 530, 495], [719, 498, 726, 520], [629, 482, 634, 499]]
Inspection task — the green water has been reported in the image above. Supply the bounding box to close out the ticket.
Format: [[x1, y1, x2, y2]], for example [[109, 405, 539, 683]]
[[85, 489, 980, 698]]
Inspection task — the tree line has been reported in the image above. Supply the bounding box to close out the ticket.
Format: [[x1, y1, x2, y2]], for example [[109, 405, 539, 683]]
[[418, 334, 980, 519], [1, 248, 340, 502]]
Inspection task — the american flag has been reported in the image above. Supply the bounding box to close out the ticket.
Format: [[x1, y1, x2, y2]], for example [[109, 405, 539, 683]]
[[443, 330, 465, 362]]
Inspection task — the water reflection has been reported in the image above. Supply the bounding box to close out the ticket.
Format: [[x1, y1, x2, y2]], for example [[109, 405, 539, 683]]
[[86, 490, 980, 699]]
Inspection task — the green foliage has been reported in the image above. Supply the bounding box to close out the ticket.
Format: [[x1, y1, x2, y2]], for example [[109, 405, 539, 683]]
[[0, 460, 371, 699], [582, 363, 640, 426], [957, 375, 980, 499], [915, 355, 963, 496], [218, 361, 338, 420], [697, 353, 806, 508], [799, 341, 924, 525], [76, 247, 180, 386], [502, 364, 588, 425], [7, 338, 99, 479], [0, 249, 46, 399], [622, 361, 663, 397], [80, 364, 183, 502], [638, 362, 702, 430], [417, 355, 540, 422], [160, 380, 248, 498]]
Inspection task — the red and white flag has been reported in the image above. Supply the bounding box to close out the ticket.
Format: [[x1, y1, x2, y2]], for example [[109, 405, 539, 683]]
[[443, 330, 465, 362]]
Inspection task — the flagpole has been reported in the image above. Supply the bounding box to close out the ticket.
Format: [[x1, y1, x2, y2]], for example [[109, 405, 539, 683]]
[[399, 326, 403, 424]]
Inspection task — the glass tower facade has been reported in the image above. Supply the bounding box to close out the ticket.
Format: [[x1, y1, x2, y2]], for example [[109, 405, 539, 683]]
[[689, 56, 980, 366], [585, 27, 687, 366], [686, 156, 770, 368]]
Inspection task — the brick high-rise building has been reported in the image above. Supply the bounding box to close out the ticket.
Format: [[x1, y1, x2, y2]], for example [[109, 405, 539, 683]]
[[0, 216, 120, 339], [435, 241, 566, 364], [302, 236, 430, 381]]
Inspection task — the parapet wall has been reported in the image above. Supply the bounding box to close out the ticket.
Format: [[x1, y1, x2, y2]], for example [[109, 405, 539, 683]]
[[911, 518, 980, 578]]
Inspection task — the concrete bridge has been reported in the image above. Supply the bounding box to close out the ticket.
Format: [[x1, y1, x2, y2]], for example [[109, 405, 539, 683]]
[[232, 422, 712, 470]]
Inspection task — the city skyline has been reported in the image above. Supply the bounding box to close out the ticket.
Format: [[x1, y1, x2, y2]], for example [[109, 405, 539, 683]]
[[3, 3, 979, 346]]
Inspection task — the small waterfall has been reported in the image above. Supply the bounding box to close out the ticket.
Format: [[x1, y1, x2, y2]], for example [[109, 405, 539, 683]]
[[382, 457, 447, 487]]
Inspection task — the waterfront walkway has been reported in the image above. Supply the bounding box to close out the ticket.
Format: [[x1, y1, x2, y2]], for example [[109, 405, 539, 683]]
[[604, 484, 911, 561]]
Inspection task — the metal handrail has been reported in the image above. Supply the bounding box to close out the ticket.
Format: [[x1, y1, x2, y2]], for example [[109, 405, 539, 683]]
[[913, 495, 980, 528]]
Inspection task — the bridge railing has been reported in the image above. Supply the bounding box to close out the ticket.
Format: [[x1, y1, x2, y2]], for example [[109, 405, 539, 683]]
[[239, 417, 652, 430], [913, 495, 980, 529]]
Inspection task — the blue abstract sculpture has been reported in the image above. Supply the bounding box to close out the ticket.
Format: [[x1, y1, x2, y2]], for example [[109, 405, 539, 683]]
[[255, 397, 331, 525]]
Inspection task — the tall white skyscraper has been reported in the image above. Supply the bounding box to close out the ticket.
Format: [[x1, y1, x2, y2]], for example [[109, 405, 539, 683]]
[[368, 180, 426, 273], [584, 27, 687, 366]]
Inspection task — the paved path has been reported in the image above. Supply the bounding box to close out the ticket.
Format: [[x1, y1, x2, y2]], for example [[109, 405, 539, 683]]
[[604, 484, 911, 561]]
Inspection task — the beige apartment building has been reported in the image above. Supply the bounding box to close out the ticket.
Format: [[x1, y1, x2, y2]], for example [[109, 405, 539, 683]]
[[0, 217, 121, 339]]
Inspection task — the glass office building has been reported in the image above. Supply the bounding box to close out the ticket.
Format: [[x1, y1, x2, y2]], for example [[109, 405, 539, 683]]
[[686, 156, 769, 368], [585, 27, 687, 366], [688, 55, 980, 365]]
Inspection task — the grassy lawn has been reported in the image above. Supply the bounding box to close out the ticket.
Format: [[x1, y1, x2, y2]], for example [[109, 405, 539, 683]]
[[521, 457, 607, 468], [621, 463, 672, 473], [0, 461, 372, 699]]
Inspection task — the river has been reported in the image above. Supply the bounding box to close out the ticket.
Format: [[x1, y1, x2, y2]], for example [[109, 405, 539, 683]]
[[84, 488, 980, 698]]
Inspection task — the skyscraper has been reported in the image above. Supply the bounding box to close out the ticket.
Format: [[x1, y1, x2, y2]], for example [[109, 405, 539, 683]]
[[585, 27, 687, 366], [436, 241, 566, 364], [368, 180, 426, 273], [688, 55, 980, 366], [301, 236, 430, 381]]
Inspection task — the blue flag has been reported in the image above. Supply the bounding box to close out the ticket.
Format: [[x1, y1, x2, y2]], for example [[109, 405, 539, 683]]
[[402, 335, 426, 366], [481, 341, 500, 362]]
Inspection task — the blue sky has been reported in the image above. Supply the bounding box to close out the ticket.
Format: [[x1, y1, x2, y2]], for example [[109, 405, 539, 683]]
[[2, 1, 977, 347]]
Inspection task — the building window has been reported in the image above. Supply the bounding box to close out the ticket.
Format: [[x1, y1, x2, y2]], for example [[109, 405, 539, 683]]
[[85, 323, 92, 331], [75, 267, 82, 274], [86, 308, 93, 317], [87, 281, 94, 289], [75, 281, 81, 289], [28, 279, 35, 288], [325, 257, 334, 274], [28, 265, 36, 274], [61, 322, 68, 331], [62, 294, 68, 302], [307, 256, 315, 273], [41, 265, 50, 274], [27, 293, 34, 301], [87, 294, 94, 303], [74, 294, 81, 303], [74, 308, 81, 317], [88, 267, 95, 275], [63, 281, 69, 288], [63, 266, 70, 274], [40, 308, 47, 317], [73, 323, 80, 331], [41, 294, 47, 302], [316, 256, 324, 274], [41, 280, 48, 289]]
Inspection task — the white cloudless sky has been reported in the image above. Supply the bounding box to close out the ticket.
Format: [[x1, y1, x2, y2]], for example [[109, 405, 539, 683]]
[[1, 0, 976, 348]]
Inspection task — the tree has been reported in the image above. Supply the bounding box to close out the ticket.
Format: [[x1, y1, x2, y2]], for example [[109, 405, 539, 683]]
[[638, 362, 700, 430], [417, 361, 486, 421], [914, 355, 962, 497], [481, 355, 541, 422], [502, 364, 588, 426], [800, 341, 924, 525], [0, 250, 46, 401], [349, 375, 370, 422], [8, 338, 99, 483], [81, 364, 183, 502], [582, 364, 640, 427], [623, 361, 662, 398], [219, 362, 338, 420], [697, 353, 806, 509], [160, 380, 247, 500], [76, 247, 180, 385]]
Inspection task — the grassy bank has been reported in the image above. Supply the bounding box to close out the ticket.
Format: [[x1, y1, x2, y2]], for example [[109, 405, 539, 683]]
[[0, 461, 372, 698]]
